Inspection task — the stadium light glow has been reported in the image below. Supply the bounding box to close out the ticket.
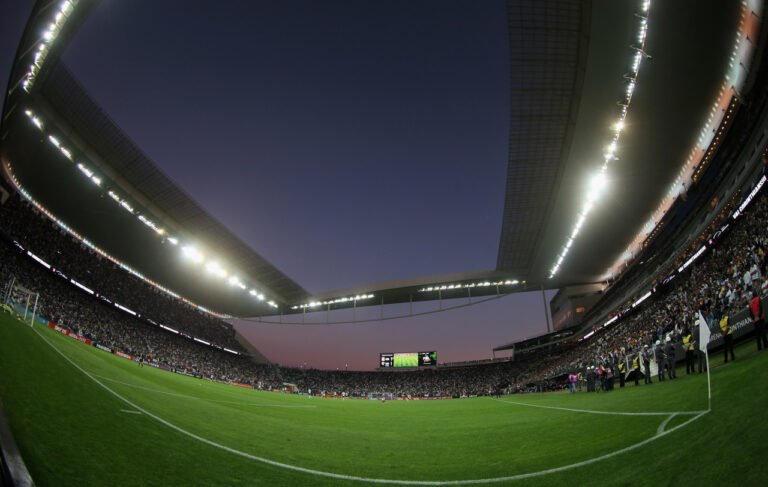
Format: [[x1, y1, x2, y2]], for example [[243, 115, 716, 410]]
[[228, 276, 247, 290], [138, 214, 165, 235], [77, 163, 93, 178], [182, 245, 204, 263], [249, 289, 267, 301], [22, 0, 78, 93], [550, 0, 652, 279], [291, 294, 376, 310], [205, 261, 227, 279], [417, 279, 519, 293]]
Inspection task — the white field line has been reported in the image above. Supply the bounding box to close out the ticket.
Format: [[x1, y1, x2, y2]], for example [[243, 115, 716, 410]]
[[36, 328, 709, 485], [120, 409, 142, 415], [89, 373, 316, 408], [657, 414, 677, 436], [492, 398, 705, 417]]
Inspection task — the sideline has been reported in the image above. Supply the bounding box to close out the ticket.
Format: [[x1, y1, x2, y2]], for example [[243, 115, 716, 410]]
[[89, 374, 316, 409], [492, 398, 705, 417], [35, 327, 710, 485]]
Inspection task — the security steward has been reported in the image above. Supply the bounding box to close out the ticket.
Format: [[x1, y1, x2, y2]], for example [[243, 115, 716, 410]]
[[617, 359, 626, 388], [720, 313, 735, 363], [683, 329, 695, 375]]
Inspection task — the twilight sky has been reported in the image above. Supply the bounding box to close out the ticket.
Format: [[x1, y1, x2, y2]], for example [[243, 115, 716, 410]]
[[2, 1, 557, 370]]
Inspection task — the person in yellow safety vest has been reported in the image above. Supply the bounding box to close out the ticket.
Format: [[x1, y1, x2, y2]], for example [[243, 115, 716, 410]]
[[632, 353, 641, 386], [683, 329, 695, 375], [617, 360, 626, 388], [720, 313, 735, 363]]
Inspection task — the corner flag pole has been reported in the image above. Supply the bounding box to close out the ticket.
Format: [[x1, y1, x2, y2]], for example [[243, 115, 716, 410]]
[[698, 311, 712, 411], [705, 349, 711, 411]]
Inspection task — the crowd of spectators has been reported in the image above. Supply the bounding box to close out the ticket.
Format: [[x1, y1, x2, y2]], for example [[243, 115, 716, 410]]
[[1, 187, 766, 398], [0, 236, 286, 387], [0, 197, 244, 351], [523, 192, 768, 389]]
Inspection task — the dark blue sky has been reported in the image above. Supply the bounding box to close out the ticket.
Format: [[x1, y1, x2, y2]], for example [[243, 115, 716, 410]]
[[2, 1, 556, 369]]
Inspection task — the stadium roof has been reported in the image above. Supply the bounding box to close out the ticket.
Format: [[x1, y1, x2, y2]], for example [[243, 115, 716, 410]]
[[0, 0, 758, 317]]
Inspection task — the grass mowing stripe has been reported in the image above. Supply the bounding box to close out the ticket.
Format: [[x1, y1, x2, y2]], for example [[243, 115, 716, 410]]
[[89, 373, 317, 408], [31, 325, 710, 486]]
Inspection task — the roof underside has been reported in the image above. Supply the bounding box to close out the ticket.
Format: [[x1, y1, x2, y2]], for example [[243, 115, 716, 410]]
[[498, 0, 741, 286], [0, 0, 747, 317], [496, 0, 591, 275]]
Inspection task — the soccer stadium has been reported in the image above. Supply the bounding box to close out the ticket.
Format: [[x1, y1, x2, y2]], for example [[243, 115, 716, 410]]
[[1, 0, 768, 485]]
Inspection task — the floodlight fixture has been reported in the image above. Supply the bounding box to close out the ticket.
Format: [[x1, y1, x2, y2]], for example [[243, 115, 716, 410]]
[[205, 261, 227, 279], [182, 246, 204, 263]]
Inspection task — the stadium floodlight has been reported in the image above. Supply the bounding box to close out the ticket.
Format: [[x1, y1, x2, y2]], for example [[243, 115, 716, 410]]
[[626, 80, 636, 97], [205, 261, 227, 279], [587, 171, 608, 202], [119, 200, 134, 214], [246, 289, 267, 300], [91, 176, 102, 186], [614, 120, 625, 133], [181, 245, 204, 263], [167, 237, 178, 245], [77, 163, 93, 178]]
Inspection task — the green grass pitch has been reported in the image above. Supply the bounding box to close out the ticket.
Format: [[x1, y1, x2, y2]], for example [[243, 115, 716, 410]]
[[1, 314, 766, 486]]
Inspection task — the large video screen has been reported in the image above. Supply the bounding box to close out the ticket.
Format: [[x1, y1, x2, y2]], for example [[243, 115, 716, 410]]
[[380, 351, 437, 368], [418, 351, 437, 366]]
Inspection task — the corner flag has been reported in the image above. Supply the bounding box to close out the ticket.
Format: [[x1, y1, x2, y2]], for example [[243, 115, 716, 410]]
[[697, 311, 712, 411], [697, 311, 711, 353]]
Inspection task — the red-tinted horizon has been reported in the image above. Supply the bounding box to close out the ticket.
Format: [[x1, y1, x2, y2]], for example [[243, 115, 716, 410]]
[[232, 289, 557, 371]]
